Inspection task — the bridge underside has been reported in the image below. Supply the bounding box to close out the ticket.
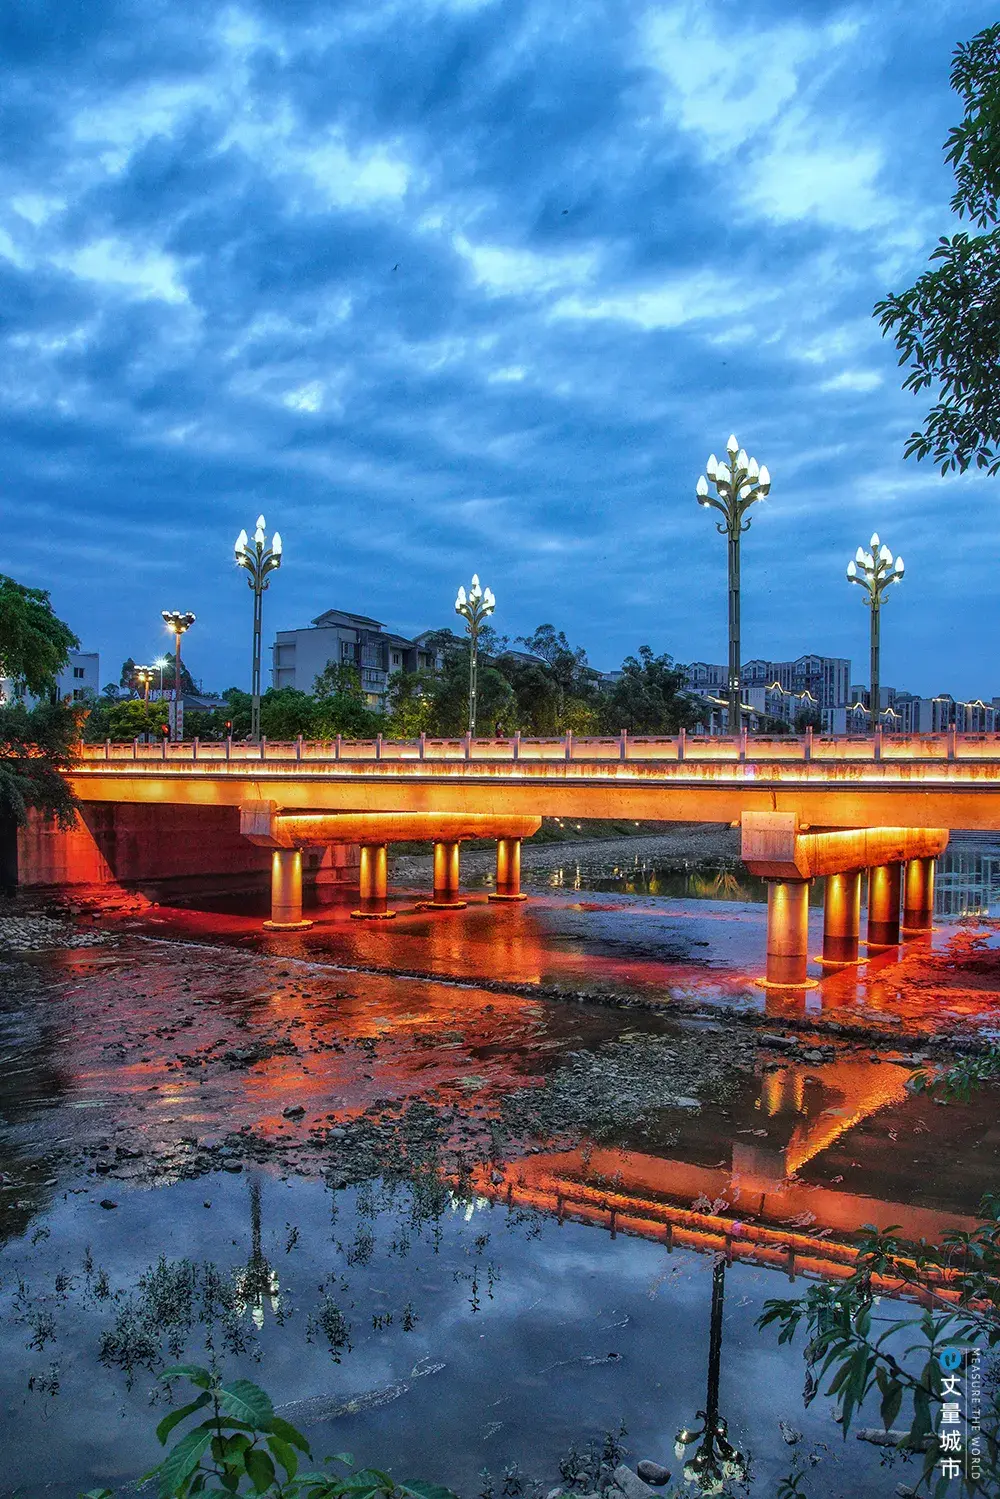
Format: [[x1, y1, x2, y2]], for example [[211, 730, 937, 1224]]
[[67, 767, 1000, 831]]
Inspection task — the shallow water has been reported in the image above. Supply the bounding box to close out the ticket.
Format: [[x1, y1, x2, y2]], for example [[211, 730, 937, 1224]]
[[2, 835, 1000, 1496]]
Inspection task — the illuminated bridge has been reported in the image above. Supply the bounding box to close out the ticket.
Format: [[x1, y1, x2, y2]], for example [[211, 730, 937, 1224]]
[[43, 730, 1000, 981]]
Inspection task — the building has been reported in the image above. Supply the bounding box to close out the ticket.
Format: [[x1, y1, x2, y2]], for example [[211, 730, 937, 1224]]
[[0, 648, 100, 706], [742, 654, 850, 711], [893, 694, 997, 734], [271, 610, 440, 708]]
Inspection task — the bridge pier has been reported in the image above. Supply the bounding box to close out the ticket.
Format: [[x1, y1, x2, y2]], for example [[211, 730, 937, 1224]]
[[867, 863, 902, 948], [903, 856, 936, 932], [822, 871, 861, 965], [352, 842, 395, 919], [429, 840, 467, 909], [263, 849, 313, 931], [489, 837, 527, 902], [765, 878, 811, 986]]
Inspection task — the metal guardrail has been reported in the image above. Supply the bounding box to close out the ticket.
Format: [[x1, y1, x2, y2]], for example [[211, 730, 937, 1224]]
[[73, 725, 998, 769]]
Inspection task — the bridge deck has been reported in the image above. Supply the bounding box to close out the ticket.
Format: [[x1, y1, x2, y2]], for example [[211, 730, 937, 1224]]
[[68, 733, 1000, 831]]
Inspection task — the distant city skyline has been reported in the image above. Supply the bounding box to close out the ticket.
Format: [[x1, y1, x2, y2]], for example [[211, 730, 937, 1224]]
[[3, 0, 997, 698]]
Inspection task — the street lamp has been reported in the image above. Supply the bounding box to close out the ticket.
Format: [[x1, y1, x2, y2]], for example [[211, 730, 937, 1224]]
[[134, 666, 155, 702], [154, 655, 170, 699], [695, 435, 771, 732], [235, 514, 282, 743], [846, 532, 903, 727], [454, 573, 495, 736], [160, 611, 196, 741], [674, 1259, 748, 1494]]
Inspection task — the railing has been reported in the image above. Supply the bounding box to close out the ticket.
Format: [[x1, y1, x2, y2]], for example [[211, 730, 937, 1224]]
[[73, 726, 1000, 769]]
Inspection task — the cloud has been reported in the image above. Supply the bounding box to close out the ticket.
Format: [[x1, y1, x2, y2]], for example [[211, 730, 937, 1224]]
[[1, 0, 997, 699]]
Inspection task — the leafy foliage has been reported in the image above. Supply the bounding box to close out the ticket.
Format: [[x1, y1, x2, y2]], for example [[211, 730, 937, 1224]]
[[758, 1194, 1000, 1492], [597, 647, 702, 734], [83, 1364, 459, 1499], [875, 24, 1000, 474], [0, 700, 80, 826], [0, 575, 79, 699]]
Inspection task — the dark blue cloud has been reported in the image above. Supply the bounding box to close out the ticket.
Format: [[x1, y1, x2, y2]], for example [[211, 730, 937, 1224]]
[[1, 0, 997, 699]]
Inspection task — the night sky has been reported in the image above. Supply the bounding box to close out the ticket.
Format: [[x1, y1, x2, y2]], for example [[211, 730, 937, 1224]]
[[1, 1, 992, 698]]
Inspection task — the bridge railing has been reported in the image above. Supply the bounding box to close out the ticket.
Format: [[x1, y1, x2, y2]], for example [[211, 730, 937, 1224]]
[[75, 727, 1000, 767]]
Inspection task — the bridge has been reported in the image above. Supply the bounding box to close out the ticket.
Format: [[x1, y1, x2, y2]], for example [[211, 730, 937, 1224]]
[[57, 729, 1000, 983]]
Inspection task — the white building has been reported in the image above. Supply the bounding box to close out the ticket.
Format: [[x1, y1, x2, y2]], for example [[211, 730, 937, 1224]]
[[272, 610, 439, 708], [1, 648, 99, 706]]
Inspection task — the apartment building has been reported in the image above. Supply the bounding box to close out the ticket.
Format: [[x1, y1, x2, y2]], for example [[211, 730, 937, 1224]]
[[271, 610, 440, 708], [0, 648, 99, 706]]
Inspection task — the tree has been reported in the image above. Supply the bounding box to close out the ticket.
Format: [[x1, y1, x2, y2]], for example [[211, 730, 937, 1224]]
[[599, 646, 702, 734], [313, 663, 382, 738], [107, 699, 169, 741], [793, 706, 823, 733], [875, 23, 1000, 473], [0, 575, 78, 698], [0, 701, 80, 828], [386, 668, 438, 737]]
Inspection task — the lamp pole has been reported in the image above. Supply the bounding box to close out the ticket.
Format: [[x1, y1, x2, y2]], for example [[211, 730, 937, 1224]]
[[674, 1259, 748, 1493], [696, 436, 771, 732], [135, 666, 154, 702], [160, 611, 196, 741], [235, 515, 282, 743], [846, 533, 904, 727], [454, 574, 495, 736]]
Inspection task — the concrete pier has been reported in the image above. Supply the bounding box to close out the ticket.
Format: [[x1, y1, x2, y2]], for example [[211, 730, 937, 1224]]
[[903, 856, 935, 932], [490, 837, 526, 902], [263, 848, 313, 930], [352, 842, 395, 919], [765, 878, 811, 986], [430, 839, 466, 909], [822, 870, 861, 965], [868, 863, 902, 948]]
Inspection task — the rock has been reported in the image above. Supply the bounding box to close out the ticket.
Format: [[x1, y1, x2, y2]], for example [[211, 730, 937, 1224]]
[[801, 1049, 825, 1064], [779, 1421, 802, 1445], [613, 1465, 657, 1499], [99, 1199, 118, 1209], [282, 1105, 306, 1119], [636, 1460, 671, 1485], [670, 1096, 701, 1111], [759, 1033, 797, 1050]]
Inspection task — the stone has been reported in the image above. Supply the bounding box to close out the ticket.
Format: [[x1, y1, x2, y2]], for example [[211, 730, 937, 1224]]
[[635, 1460, 671, 1485], [613, 1465, 657, 1499], [670, 1096, 701, 1111], [282, 1105, 306, 1119], [99, 1199, 118, 1209]]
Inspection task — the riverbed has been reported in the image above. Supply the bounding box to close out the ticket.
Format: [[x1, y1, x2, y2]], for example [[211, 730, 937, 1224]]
[[2, 833, 999, 1497]]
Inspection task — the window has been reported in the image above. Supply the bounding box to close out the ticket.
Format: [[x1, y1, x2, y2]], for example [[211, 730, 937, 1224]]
[[392, 652, 401, 666], [73, 666, 85, 679]]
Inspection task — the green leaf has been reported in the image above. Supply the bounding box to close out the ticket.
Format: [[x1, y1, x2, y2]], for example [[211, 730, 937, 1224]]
[[218, 1380, 274, 1429], [156, 1393, 212, 1446], [156, 1425, 215, 1498], [160, 1365, 214, 1391], [880, 1379, 903, 1432], [267, 1415, 311, 1454], [267, 1434, 299, 1480], [244, 1449, 276, 1494]]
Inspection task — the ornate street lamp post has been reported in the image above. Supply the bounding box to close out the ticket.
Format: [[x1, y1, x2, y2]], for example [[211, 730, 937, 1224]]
[[154, 655, 170, 700], [846, 533, 903, 727], [134, 666, 155, 703], [234, 515, 283, 743], [696, 435, 771, 732], [160, 611, 196, 741], [455, 574, 495, 736], [674, 1258, 748, 1494]]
